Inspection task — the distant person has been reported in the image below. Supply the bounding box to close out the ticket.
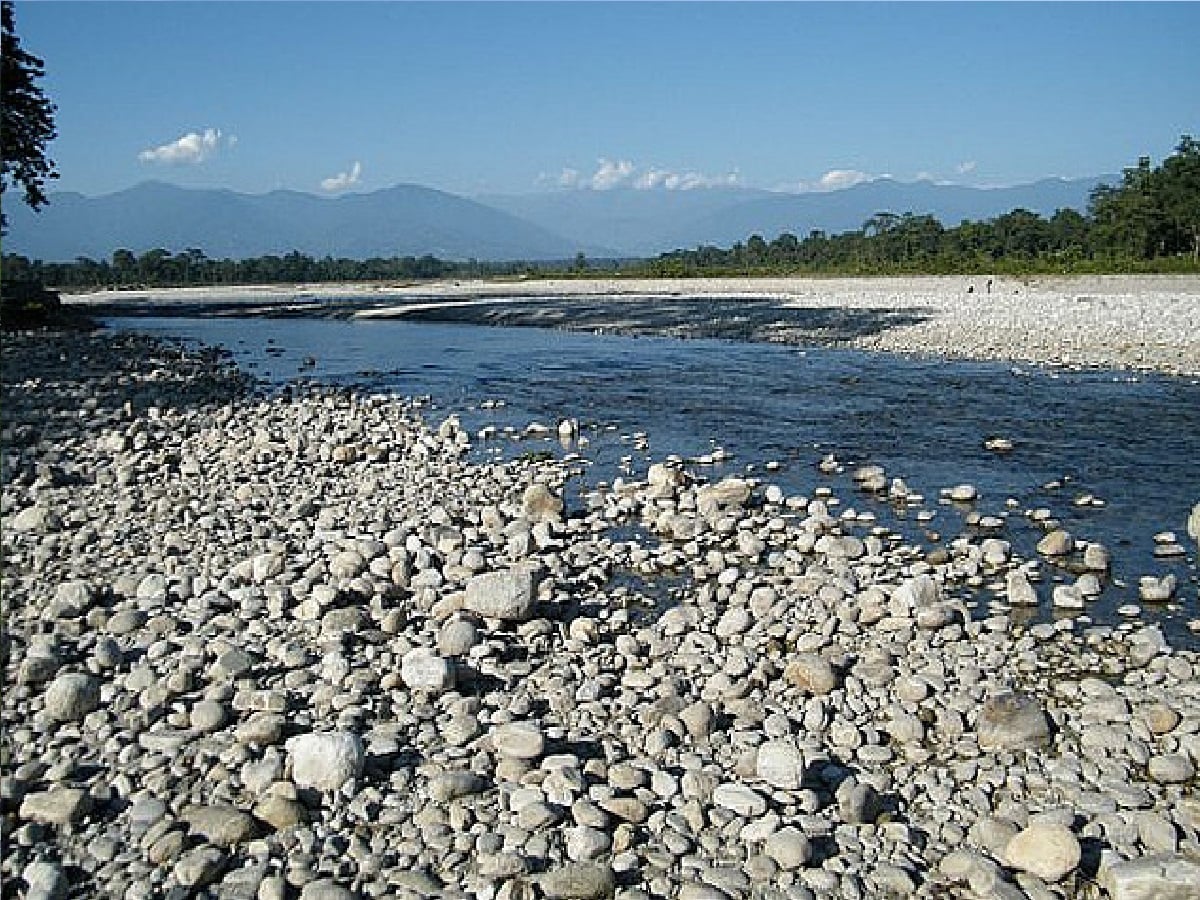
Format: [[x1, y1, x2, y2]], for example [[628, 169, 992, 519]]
[[987, 278, 994, 295]]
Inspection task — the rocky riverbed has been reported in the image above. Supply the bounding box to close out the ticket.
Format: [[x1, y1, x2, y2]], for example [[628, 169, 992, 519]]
[[3, 330, 1199, 900], [68, 274, 1200, 376]]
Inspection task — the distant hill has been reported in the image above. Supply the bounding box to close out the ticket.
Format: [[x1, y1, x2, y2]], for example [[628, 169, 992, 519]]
[[487, 176, 1109, 256], [3, 181, 586, 262], [4, 175, 1109, 263], [479, 186, 775, 259]]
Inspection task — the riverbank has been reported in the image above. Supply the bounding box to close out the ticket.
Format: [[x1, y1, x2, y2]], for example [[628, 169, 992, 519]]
[[67, 274, 1200, 376], [3, 329, 1199, 899]]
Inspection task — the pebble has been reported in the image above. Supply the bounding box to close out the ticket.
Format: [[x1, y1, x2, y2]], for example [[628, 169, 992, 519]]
[[538, 863, 616, 899], [19, 788, 91, 826], [464, 568, 538, 621], [784, 654, 838, 695], [42, 672, 100, 722], [285, 732, 365, 792], [401, 647, 455, 693], [764, 826, 812, 870], [22, 860, 69, 900], [1004, 822, 1081, 882], [756, 739, 807, 790], [1036, 529, 1074, 556], [3, 330, 1199, 900], [492, 722, 546, 760], [1101, 854, 1200, 900], [713, 783, 768, 818], [977, 692, 1051, 751]]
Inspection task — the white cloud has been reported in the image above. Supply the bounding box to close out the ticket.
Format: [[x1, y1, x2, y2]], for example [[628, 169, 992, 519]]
[[590, 158, 636, 190], [545, 158, 739, 192], [775, 168, 882, 193], [321, 161, 363, 193], [956, 160, 978, 175], [138, 128, 225, 164], [634, 167, 740, 191], [816, 169, 873, 190]]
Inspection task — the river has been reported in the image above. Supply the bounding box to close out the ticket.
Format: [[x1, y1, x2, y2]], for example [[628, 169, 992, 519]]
[[107, 314, 1200, 649]]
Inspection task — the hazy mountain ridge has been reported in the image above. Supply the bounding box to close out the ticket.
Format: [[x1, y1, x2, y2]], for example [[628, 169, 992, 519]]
[[656, 176, 1107, 252], [3, 181, 587, 262], [5, 176, 1108, 263]]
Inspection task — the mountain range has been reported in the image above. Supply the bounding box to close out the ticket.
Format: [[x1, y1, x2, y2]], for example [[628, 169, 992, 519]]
[[4, 175, 1107, 263]]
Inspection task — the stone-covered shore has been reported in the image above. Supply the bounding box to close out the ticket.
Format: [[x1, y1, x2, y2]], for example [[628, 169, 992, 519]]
[[2, 330, 1199, 900]]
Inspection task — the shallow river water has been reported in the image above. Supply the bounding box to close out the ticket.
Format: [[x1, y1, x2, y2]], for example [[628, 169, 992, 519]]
[[108, 315, 1200, 648]]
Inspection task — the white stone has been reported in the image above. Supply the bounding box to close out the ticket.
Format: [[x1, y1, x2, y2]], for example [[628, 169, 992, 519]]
[[1005, 823, 1080, 882], [492, 722, 545, 759], [712, 783, 767, 818], [465, 568, 538, 621], [43, 672, 100, 722], [401, 647, 455, 693], [764, 826, 811, 870], [1005, 570, 1039, 606], [285, 732, 364, 792], [756, 739, 806, 790], [1101, 853, 1200, 900]]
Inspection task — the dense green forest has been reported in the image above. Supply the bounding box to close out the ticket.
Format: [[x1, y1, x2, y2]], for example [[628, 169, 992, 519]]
[[637, 136, 1199, 277], [3, 137, 1197, 291]]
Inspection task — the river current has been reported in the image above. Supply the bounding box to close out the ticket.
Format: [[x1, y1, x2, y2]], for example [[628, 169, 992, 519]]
[[108, 315, 1200, 649]]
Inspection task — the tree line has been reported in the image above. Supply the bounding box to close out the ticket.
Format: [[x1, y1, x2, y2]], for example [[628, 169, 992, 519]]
[[3, 137, 1198, 293], [635, 136, 1199, 277], [2, 249, 468, 290]]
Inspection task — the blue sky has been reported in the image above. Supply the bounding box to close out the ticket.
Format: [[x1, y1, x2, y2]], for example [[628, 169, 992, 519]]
[[15, 2, 1200, 198]]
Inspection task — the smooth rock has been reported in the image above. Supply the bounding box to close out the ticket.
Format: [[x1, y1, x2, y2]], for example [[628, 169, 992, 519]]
[[492, 722, 546, 760], [784, 654, 837, 695], [1005, 823, 1081, 882], [427, 771, 486, 802], [173, 846, 227, 889], [1037, 529, 1074, 556], [977, 692, 1051, 751], [713, 783, 767, 818], [43, 672, 100, 722], [19, 788, 91, 826], [538, 863, 616, 900], [464, 569, 538, 621], [756, 739, 806, 790], [285, 732, 364, 792], [182, 803, 258, 847], [1101, 854, 1200, 900], [1147, 754, 1195, 784], [401, 647, 455, 693], [22, 860, 69, 900], [299, 879, 356, 900], [1006, 570, 1039, 606], [764, 826, 811, 870]]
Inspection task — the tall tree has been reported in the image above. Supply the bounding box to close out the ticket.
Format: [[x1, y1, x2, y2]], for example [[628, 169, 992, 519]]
[[1, 0, 58, 233], [1159, 135, 1200, 261]]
